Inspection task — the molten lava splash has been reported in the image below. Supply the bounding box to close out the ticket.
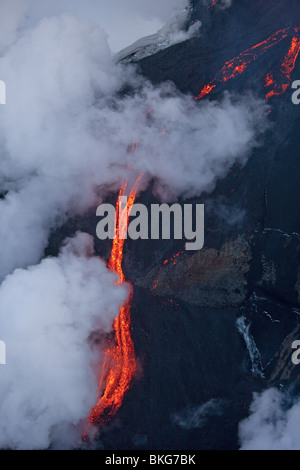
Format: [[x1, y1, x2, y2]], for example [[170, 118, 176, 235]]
[[195, 26, 291, 100], [87, 174, 143, 427], [265, 28, 300, 100]]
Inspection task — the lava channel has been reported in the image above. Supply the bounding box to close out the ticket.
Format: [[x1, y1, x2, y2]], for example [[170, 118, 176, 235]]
[[195, 26, 292, 100], [86, 174, 143, 429], [265, 27, 300, 100]]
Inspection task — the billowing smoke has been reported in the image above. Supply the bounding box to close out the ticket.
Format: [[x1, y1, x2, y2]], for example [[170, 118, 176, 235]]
[[0, 9, 268, 279], [0, 232, 128, 449], [0, 0, 269, 449], [239, 388, 300, 450], [0, 0, 29, 54], [5, 0, 190, 53]]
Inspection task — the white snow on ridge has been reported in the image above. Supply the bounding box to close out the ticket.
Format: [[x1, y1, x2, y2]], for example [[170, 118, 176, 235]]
[[115, 8, 201, 63]]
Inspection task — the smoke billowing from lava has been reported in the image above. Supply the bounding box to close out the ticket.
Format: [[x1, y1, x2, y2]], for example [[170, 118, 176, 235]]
[[0, 233, 129, 449], [0, 0, 268, 449], [0, 0, 190, 54]]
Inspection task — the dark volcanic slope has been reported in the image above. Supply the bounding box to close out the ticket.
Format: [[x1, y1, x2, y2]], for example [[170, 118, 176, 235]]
[[138, 0, 300, 98], [47, 0, 300, 450]]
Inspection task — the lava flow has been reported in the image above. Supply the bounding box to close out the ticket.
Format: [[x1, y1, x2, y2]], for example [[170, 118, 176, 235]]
[[265, 28, 300, 99], [87, 174, 143, 429], [195, 26, 294, 100]]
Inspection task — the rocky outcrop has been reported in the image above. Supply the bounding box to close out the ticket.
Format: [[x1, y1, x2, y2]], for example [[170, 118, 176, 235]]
[[268, 325, 300, 387], [135, 227, 300, 310], [137, 235, 252, 308], [253, 229, 300, 307]]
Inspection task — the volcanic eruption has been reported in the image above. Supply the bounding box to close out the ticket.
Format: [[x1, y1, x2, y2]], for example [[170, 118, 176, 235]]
[[83, 0, 300, 448], [1, 0, 300, 452], [195, 25, 300, 101], [85, 174, 143, 432]]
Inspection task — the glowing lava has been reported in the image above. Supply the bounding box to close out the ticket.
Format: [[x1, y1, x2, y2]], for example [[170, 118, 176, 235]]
[[87, 174, 143, 428], [163, 250, 185, 266], [265, 28, 300, 100], [195, 26, 292, 100]]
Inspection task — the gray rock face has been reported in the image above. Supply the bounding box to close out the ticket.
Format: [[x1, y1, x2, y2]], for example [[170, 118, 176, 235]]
[[135, 227, 300, 310], [137, 235, 252, 307], [114, 7, 201, 63]]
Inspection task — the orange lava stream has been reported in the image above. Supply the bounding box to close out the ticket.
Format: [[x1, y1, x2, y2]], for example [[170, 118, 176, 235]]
[[87, 174, 143, 427], [195, 26, 291, 100], [265, 29, 300, 99]]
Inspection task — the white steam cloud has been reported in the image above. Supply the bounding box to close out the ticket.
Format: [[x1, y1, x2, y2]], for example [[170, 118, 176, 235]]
[[0, 0, 29, 54], [3, 0, 190, 53], [0, 0, 269, 449], [0, 232, 128, 449], [239, 388, 300, 450], [0, 9, 268, 280]]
